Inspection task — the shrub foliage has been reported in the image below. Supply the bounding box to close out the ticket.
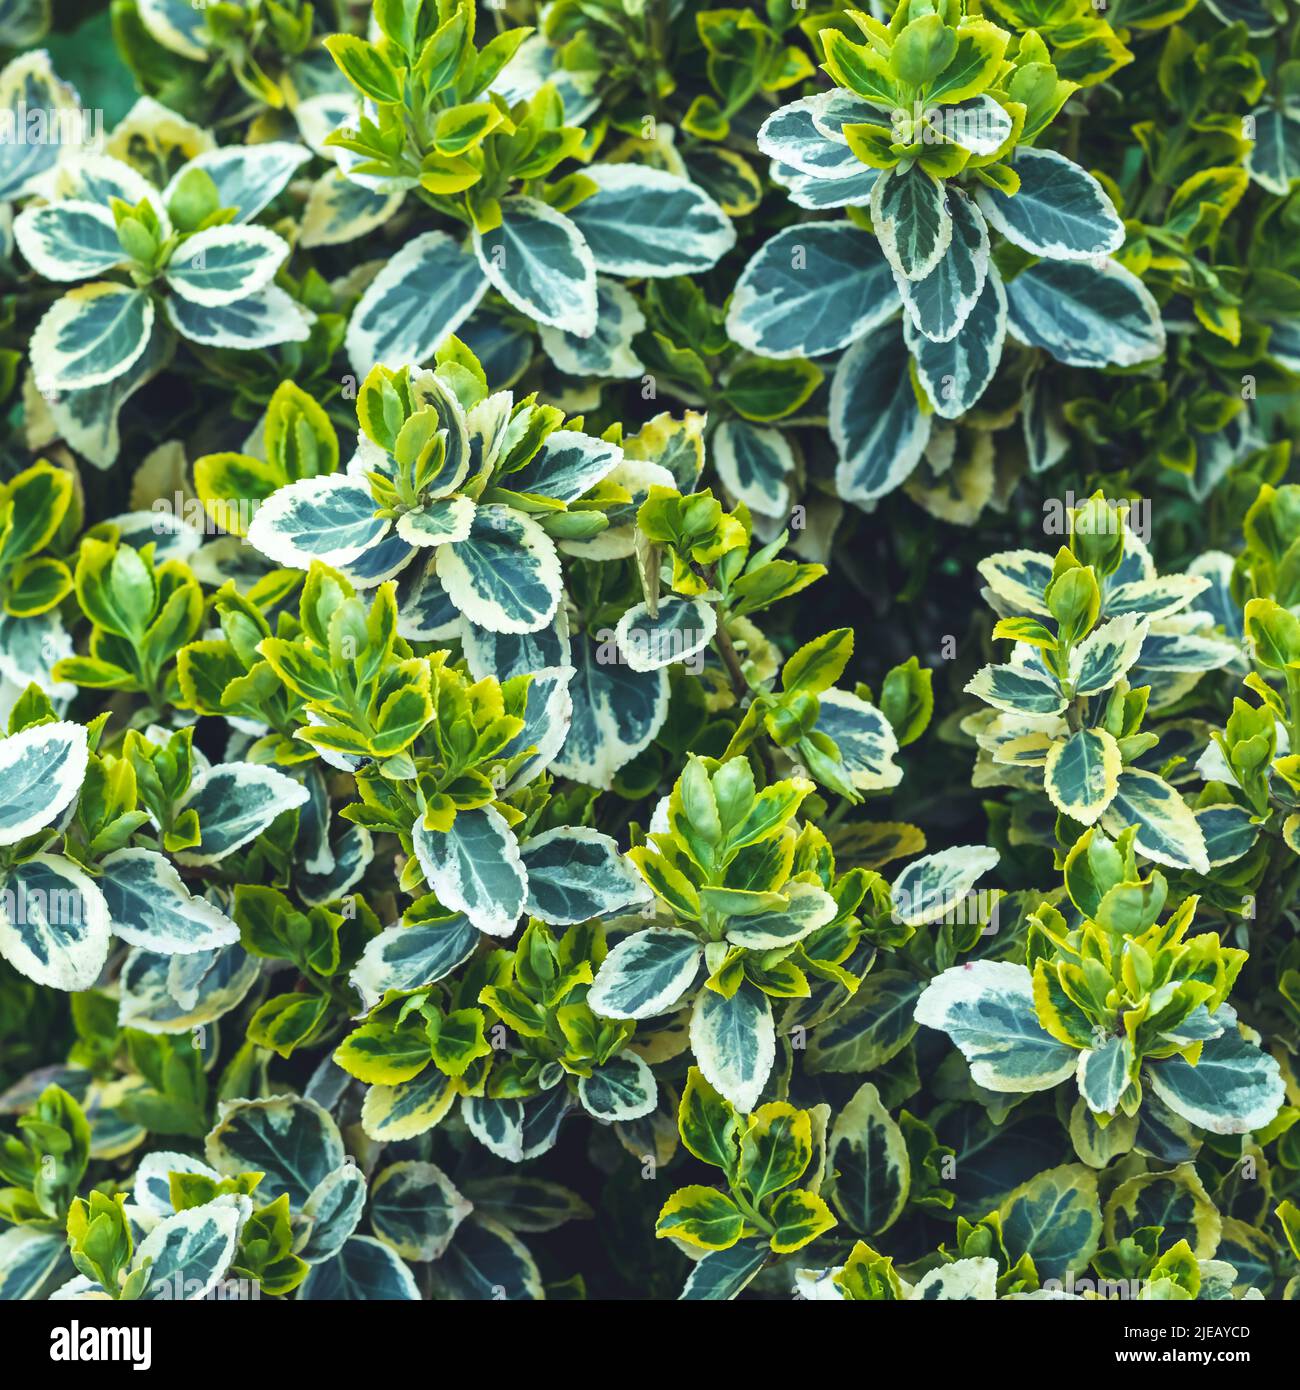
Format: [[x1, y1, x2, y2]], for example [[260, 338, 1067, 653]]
[[0, 0, 1298, 1304]]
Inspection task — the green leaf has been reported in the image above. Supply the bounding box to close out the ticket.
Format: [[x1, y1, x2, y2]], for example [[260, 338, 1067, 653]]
[[247, 992, 331, 1059], [679, 1067, 740, 1171], [326, 34, 406, 104], [879, 657, 934, 746], [768, 1188, 836, 1252], [370, 1160, 472, 1261], [739, 1102, 812, 1201], [782, 628, 853, 695], [999, 1164, 1102, 1281], [655, 1185, 746, 1250], [721, 358, 822, 422], [1244, 597, 1300, 670], [827, 1082, 910, 1236], [334, 1014, 432, 1085]]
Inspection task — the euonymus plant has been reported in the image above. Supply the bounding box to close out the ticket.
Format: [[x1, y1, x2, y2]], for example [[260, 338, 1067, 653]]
[[0, 0, 1298, 1310]]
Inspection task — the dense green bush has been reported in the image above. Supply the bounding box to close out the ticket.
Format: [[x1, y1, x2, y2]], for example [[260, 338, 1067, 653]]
[[0, 0, 1298, 1304]]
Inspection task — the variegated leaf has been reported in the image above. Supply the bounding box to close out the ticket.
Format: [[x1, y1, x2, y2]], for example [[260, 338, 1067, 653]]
[[346, 231, 488, 374], [577, 1050, 658, 1121], [613, 596, 716, 673], [896, 187, 990, 344], [132, 1200, 242, 1300], [360, 1071, 457, 1143], [173, 763, 310, 866], [301, 169, 406, 248], [298, 1164, 368, 1265], [165, 225, 288, 307], [757, 96, 865, 179], [831, 323, 931, 504], [713, 418, 795, 518], [805, 970, 921, 1073], [0, 853, 110, 991], [565, 163, 735, 276], [411, 806, 527, 937], [205, 1094, 344, 1206], [690, 983, 775, 1113], [1068, 614, 1148, 696], [370, 1160, 472, 1262], [914, 960, 1079, 1093], [539, 278, 645, 378], [98, 848, 240, 953], [727, 222, 900, 359], [1148, 1028, 1285, 1135], [436, 504, 562, 634], [505, 429, 623, 504], [892, 844, 999, 927], [31, 284, 154, 391], [551, 629, 669, 788], [999, 1165, 1103, 1281], [872, 161, 952, 282], [137, 0, 208, 58], [299, 1236, 420, 1299], [0, 719, 86, 844], [1043, 727, 1122, 826], [813, 690, 903, 791], [520, 826, 650, 925], [14, 201, 123, 281], [1100, 770, 1209, 875], [1006, 259, 1165, 368], [166, 284, 313, 349], [826, 1081, 910, 1235], [976, 148, 1125, 260], [587, 927, 702, 1019], [966, 662, 1065, 715], [905, 264, 1006, 419], [164, 142, 311, 223], [349, 915, 478, 1012], [474, 197, 597, 335], [246, 474, 387, 571], [432, 1216, 543, 1300]]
